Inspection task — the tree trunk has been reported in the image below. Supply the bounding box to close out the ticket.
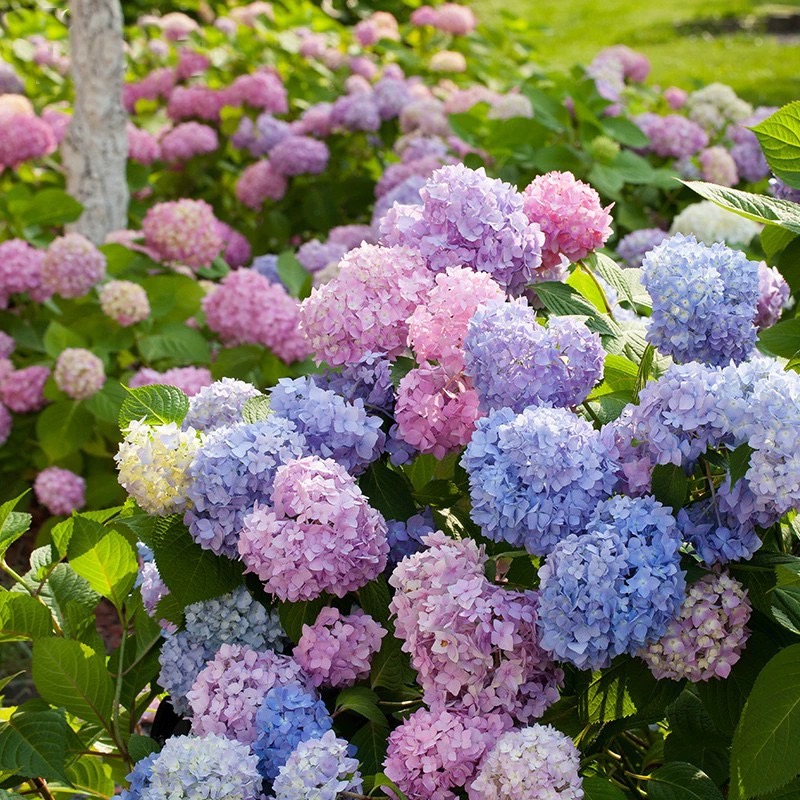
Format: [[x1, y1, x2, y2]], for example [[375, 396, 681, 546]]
[[62, 0, 128, 244]]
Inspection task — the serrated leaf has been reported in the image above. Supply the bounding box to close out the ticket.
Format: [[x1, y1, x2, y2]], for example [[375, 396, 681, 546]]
[[751, 102, 800, 190], [0, 592, 52, 642], [65, 755, 115, 798], [36, 400, 94, 460], [651, 464, 688, 512], [278, 597, 327, 644], [0, 493, 31, 560], [335, 687, 387, 726], [32, 638, 114, 725], [30, 563, 100, 639], [648, 763, 725, 800], [242, 395, 271, 424], [532, 281, 620, 337], [729, 443, 754, 487], [128, 734, 161, 763], [730, 644, 800, 798], [0, 708, 70, 783], [683, 181, 800, 235], [587, 252, 636, 306], [579, 658, 638, 724], [758, 319, 800, 359], [119, 384, 190, 428], [359, 461, 417, 522]]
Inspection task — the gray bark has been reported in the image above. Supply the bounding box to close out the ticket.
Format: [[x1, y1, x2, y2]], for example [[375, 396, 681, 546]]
[[63, 0, 128, 243]]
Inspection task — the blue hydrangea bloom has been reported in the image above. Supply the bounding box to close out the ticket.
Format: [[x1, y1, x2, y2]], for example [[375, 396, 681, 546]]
[[461, 406, 617, 555], [182, 378, 263, 433], [251, 253, 282, 285], [158, 630, 211, 715], [253, 683, 333, 782], [642, 233, 759, 366], [538, 495, 686, 670], [269, 376, 385, 474], [386, 508, 435, 563], [184, 417, 307, 556], [463, 300, 604, 413], [317, 352, 395, 415], [119, 752, 158, 799]]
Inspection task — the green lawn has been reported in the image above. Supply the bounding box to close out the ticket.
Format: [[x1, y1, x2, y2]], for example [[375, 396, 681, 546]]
[[472, 0, 800, 105]]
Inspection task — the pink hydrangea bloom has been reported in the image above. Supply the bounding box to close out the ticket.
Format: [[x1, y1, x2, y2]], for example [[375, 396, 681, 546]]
[[292, 103, 334, 137], [354, 11, 400, 46], [664, 86, 688, 109], [698, 145, 739, 187], [167, 85, 228, 122], [0, 365, 50, 413], [299, 243, 433, 366], [176, 48, 210, 80], [122, 67, 176, 113], [395, 365, 483, 459], [42, 233, 106, 298], [159, 122, 218, 162], [238, 456, 388, 602], [432, 3, 478, 35], [407, 266, 505, 371], [54, 348, 105, 400], [0, 239, 47, 307], [642, 572, 751, 681], [389, 531, 563, 723], [41, 107, 71, 145], [216, 221, 252, 268], [202, 269, 308, 363], [384, 708, 507, 800], [98, 280, 150, 326], [0, 404, 10, 446], [142, 199, 223, 269], [411, 5, 439, 26], [0, 112, 56, 170], [227, 71, 287, 113], [127, 123, 161, 164], [0, 332, 13, 359], [235, 160, 287, 208], [33, 466, 86, 516], [523, 171, 613, 271], [269, 135, 330, 177], [756, 261, 790, 330], [189, 644, 310, 744], [128, 366, 212, 397], [293, 607, 386, 688]]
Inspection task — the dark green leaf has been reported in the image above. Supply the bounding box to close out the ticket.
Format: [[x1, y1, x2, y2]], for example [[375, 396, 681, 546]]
[[42, 321, 87, 359], [390, 356, 416, 390], [583, 777, 629, 800], [8, 188, 83, 228], [137, 325, 210, 366], [0, 493, 31, 560], [359, 461, 417, 522], [370, 632, 406, 692], [351, 720, 389, 776], [761, 225, 797, 260], [648, 763, 725, 800], [277, 251, 312, 299], [65, 756, 115, 798], [0, 708, 70, 783], [335, 687, 387, 726], [278, 597, 327, 644], [758, 319, 800, 359], [357, 577, 392, 626], [128, 735, 161, 763], [729, 443, 754, 487], [36, 400, 94, 460], [651, 464, 688, 512]]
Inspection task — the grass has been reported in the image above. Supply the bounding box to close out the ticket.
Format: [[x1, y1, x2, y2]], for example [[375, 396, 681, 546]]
[[471, 0, 800, 105]]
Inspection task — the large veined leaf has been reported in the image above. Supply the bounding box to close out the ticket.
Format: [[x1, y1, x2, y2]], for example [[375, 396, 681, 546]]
[[0, 592, 52, 642], [751, 102, 800, 189], [648, 763, 725, 800], [0, 708, 71, 783], [118, 384, 189, 428]]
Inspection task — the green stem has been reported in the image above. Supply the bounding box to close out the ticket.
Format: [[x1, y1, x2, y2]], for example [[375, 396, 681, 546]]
[[579, 259, 616, 320], [113, 607, 129, 760]]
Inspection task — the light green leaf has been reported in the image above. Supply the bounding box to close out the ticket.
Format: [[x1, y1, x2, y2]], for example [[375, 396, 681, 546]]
[[36, 400, 94, 460], [751, 102, 800, 189], [65, 755, 115, 798], [242, 395, 271, 424], [43, 321, 87, 359], [32, 638, 114, 725], [277, 251, 312, 299], [761, 225, 797, 260], [0, 708, 70, 783], [587, 252, 636, 306], [8, 188, 83, 228], [758, 319, 800, 359], [0, 592, 52, 642], [531, 281, 620, 337], [0, 493, 32, 560], [137, 324, 210, 366], [118, 384, 189, 429]]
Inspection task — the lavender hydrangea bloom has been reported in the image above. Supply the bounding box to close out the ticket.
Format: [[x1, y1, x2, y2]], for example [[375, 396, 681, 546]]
[[463, 300, 604, 412], [634, 113, 708, 158], [538, 495, 686, 670], [158, 630, 213, 715], [330, 92, 381, 132], [386, 508, 435, 563], [184, 418, 307, 556], [251, 253, 282, 284], [462, 406, 616, 555], [119, 752, 157, 800], [296, 239, 347, 273], [269, 376, 385, 474], [317, 352, 395, 415], [616, 228, 670, 268], [182, 378, 263, 433], [373, 77, 412, 119], [769, 177, 800, 203], [642, 234, 759, 366], [371, 174, 425, 227], [379, 164, 547, 293], [253, 683, 333, 782]]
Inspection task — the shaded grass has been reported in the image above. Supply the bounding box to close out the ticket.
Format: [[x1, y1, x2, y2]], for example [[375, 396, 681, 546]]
[[473, 0, 799, 105]]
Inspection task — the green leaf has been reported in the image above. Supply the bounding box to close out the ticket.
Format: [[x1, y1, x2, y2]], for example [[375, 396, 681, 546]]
[[370, 632, 407, 692], [651, 464, 688, 512], [32, 563, 100, 640], [389, 356, 416, 390], [761, 225, 797, 260], [277, 251, 312, 299], [648, 763, 725, 800], [682, 181, 800, 235], [730, 644, 800, 798], [758, 319, 800, 359], [0, 493, 31, 560], [586, 252, 636, 306], [242, 395, 271, 424], [531, 281, 619, 337], [751, 102, 800, 189], [770, 586, 800, 634], [67, 517, 138, 609], [36, 400, 94, 460], [137, 324, 210, 366], [128, 734, 161, 763], [8, 188, 83, 228], [335, 687, 387, 726], [729, 443, 754, 486], [368, 773, 410, 800], [579, 658, 638, 724], [0, 592, 52, 642], [0, 708, 70, 783], [357, 577, 392, 626], [600, 116, 650, 148], [635, 344, 656, 400], [351, 720, 389, 777], [359, 461, 417, 522], [602, 354, 639, 391], [118, 384, 190, 428], [32, 638, 114, 725], [43, 321, 87, 359], [278, 597, 327, 644], [210, 345, 264, 382], [583, 777, 629, 800], [65, 755, 115, 798]]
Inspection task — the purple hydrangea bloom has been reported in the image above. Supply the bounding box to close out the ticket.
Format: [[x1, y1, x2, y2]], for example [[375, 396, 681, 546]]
[[463, 300, 604, 412], [182, 378, 263, 433], [756, 261, 790, 329], [616, 228, 670, 268], [330, 92, 382, 132], [538, 495, 686, 670], [317, 352, 395, 415], [184, 417, 308, 556], [253, 683, 332, 782], [269, 376, 385, 474], [642, 234, 759, 366], [373, 77, 412, 119], [386, 508, 435, 563], [269, 135, 329, 176], [634, 113, 709, 158], [371, 174, 425, 227], [461, 406, 617, 555], [379, 164, 548, 293], [769, 177, 800, 203], [296, 239, 347, 273], [251, 253, 282, 284]]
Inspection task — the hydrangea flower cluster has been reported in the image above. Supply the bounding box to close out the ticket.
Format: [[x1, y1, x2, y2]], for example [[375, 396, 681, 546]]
[[698, 145, 739, 186], [120, 733, 262, 800], [53, 348, 105, 400], [616, 227, 670, 268], [271, 730, 362, 800], [182, 378, 263, 432], [239, 456, 388, 600], [755, 261, 790, 329], [464, 301, 604, 412], [253, 683, 333, 782], [462, 406, 617, 554], [128, 366, 212, 397], [642, 234, 759, 366], [269, 135, 329, 176], [188, 643, 310, 744], [98, 280, 150, 326], [184, 417, 307, 556], [634, 113, 708, 158], [384, 708, 507, 800], [159, 121, 219, 162], [235, 159, 288, 207], [386, 509, 435, 563], [33, 466, 85, 516], [269, 376, 385, 473], [141, 199, 223, 269], [0, 239, 47, 306], [669, 201, 762, 246], [0, 364, 49, 413], [299, 243, 433, 366], [522, 171, 613, 271], [317, 352, 394, 414], [379, 164, 548, 292], [538, 495, 686, 669], [293, 607, 386, 688], [471, 724, 584, 800], [42, 233, 106, 298], [642, 572, 751, 681], [390, 532, 563, 721], [116, 421, 200, 515]]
